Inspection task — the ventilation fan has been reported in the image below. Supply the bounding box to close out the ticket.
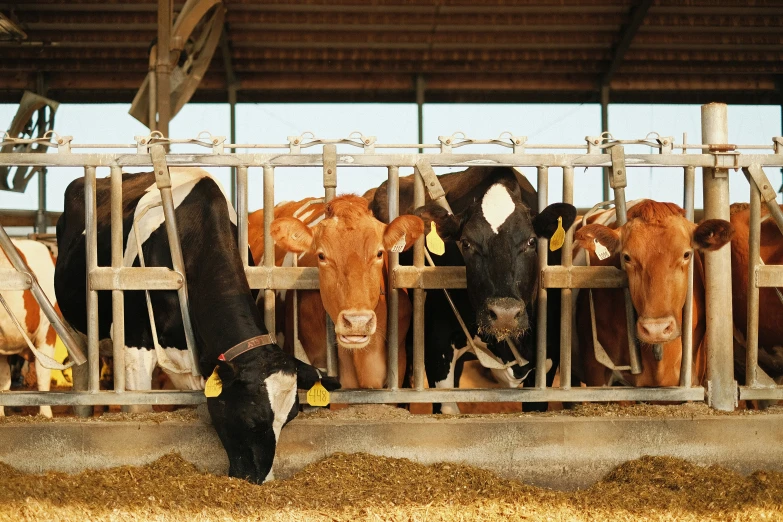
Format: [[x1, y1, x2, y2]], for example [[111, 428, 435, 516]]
[[0, 91, 58, 192], [129, 0, 225, 129]]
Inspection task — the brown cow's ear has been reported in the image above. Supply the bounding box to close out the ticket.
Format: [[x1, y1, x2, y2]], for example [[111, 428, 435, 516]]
[[693, 219, 734, 251], [383, 215, 425, 251], [574, 224, 621, 254], [271, 217, 314, 253], [413, 203, 462, 241]]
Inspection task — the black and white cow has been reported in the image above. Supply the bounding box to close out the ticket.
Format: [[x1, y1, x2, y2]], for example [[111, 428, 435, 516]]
[[370, 166, 575, 413], [55, 168, 338, 483]]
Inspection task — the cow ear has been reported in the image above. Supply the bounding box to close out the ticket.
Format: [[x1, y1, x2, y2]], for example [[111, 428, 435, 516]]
[[271, 217, 313, 253], [216, 360, 239, 389], [533, 203, 577, 239], [575, 224, 621, 254], [693, 219, 734, 251], [414, 203, 462, 241], [383, 215, 425, 251]]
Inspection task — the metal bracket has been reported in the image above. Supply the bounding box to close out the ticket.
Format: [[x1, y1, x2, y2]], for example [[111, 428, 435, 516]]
[[323, 144, 337, 191], [585, 135, 603, 154], [773, 137, 783, 155], [709, 144, 739, 173], [348, 132, 376, 154], [744, 165, 778, 203], [609, 145, 627, 189], [510, 135, 526, 154], [706, 379, 739, 408], [656, 136, 673, 154], [415, 159, 447, 208]]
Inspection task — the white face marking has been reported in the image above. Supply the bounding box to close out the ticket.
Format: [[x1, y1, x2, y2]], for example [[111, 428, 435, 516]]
[[481, 184, 516, 234], [265, 370, 298, 442]]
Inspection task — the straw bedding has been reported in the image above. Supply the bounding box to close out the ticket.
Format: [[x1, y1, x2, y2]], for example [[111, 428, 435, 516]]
[[1, 451, 781, 522]]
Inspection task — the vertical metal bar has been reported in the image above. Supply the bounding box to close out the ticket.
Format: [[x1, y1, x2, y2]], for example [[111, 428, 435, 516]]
[[746, 178, 761, 388], [84, 166, 100, 393], [262, 166, 276, 336], [237, 166, 248, 267], [148, 72, 157, 132], [156, 0, 171, 143], [559, 166, 574, 389], [322, 145, 338, 377], [110, 166, 125, 394], [387, 166, 400, 390], [229, 88, 237, 208], [680, 166, 695, 387], [413, 166, 425, 390], [535, 166, 548, 389], [416, 74, 425, 154], [600, 84, 610, 202], [36, 169, 47, 233], [701, 102, 736, 411]]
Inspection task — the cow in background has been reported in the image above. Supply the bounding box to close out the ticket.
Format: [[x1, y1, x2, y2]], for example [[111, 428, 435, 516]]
[[56, 168, 338, 483], [371, 166, 576, 413], [574, 200, 733, 388], [0, 239, 59, 417], [250, 195, 423, 390], [728, 203, 783, 394]]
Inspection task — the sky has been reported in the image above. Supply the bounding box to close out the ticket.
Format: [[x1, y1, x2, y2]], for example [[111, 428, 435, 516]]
[[1, 101, 781, 224]]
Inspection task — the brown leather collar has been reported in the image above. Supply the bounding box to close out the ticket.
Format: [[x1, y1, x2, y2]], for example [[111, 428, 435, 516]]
[[218, 334, 276, 362]]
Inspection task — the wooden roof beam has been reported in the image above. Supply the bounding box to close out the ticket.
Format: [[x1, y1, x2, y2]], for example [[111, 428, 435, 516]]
[[602, 0, 653, 88]]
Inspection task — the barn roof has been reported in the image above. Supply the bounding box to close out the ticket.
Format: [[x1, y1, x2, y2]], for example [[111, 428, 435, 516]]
[[0, 0, 782, 105]]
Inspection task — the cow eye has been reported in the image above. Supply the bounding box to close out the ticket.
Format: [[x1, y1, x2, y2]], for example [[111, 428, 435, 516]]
[[460, 239, 471, 250], [623, 253, 632, 263], [683, 251, 691, 260], [527, 237, 536, 247], [317, 252, 326, 261], [376, 250, 384, 259]]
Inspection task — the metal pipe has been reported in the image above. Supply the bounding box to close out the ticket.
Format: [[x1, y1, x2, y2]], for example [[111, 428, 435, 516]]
[[262, 165, 276, 338], [412, 165, 425, 390], [322, 145, 338, 377], [36, 169, 46, 233], [746, 177, 762, 388], [559, 166, 574, 389], [229, 88, 237, 208], [156, 0, 171, 142], [110, 165, 125, 394], [387, 166, 400, 390], [237, 166, 248, 267], [600, 84, 610, 202], [701, 102, 736, 411], [416, 74, 425, 154], [535, 166, 548, 389], [84, 166, 100, 393], [680, 166, 695, 387]]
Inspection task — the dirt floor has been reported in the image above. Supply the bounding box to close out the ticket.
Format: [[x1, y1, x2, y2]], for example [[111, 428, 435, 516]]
[[0, 451, 781, 522]]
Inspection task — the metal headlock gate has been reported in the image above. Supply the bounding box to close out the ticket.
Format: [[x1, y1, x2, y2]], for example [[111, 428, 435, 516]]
[[0, 103, 781, 413]]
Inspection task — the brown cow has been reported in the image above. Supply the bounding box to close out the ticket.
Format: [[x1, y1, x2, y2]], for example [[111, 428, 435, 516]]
[[574, 200, 733, 388], [249, 195, 424, 390], [728, 203, 783, 388]]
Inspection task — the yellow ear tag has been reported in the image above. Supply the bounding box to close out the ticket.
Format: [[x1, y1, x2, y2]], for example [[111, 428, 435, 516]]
[[426, 222, 446, 256], [307, 380, 330, 407], [549, 216, 565, 251], [204, 366, 223, 398]]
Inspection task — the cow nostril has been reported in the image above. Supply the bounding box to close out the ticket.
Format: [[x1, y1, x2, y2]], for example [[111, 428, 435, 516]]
[[488, 309, 498, 321]]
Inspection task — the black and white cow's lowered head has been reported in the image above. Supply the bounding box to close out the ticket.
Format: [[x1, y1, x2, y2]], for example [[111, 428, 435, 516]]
[[415, 178, 576, 342]]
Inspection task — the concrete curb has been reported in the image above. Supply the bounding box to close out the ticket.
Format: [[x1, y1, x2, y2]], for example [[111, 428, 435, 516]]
[[2, 414, 782, 490]]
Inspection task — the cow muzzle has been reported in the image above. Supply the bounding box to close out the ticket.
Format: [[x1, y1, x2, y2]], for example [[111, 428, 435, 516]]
[[335, 310, 377, 349], [636, 316, 680, 344], [478, 298, 528, 341]]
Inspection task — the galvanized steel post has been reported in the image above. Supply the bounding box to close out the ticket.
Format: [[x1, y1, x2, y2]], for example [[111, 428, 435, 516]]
[[323, 145, 338, 378], [262, 165, 276, 337], [387, 165, 400, 390], [237, 166, 248, 267], [535, 166, 548, 389], [84, 166, 100, 394], [680, 166, 696, 387], [110, 165, 125, 394], [559, 166, 574, 389], [413, 166, 425, 390], [746, 179, 761, 388], [701, 102, 737, 410], [156, 0, 172, 144]]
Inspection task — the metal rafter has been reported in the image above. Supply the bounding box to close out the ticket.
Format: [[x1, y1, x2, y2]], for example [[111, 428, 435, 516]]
[[602, 0, 654, 87]]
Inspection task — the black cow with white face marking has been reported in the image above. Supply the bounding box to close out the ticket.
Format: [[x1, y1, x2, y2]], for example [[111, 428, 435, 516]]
[[55, 168, 338, 483], [370, 167, 575, 413]]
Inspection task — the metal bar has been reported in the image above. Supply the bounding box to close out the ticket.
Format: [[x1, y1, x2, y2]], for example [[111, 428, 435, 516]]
[[560, 166, 574, 389], [0, 386, 707, 407], [542, 265, 626, 289], [755, 265, 783, 287], [0, 269, 32, 290], [610, 145, 642, 376], [84, 166, 100, 393], [237, 166, 249, 266], [535, 165, 548, 389], [412, 165, 425, 390], [110, 165, 125, 394], [601, 0, 654, 85], [600, 84, 610, 202], [90, 267, 184, 290], [149, 146, 200, 377], [416, 74, 425, 153], [680, 165, 695, 387], [744, 165, 783, 236], [739, 386, 783, 401], [322, 145, 338, 378], [701, 102, 736, 411], [746, 176, 762, 388], [36, 169, 47, 233], [262, 165, 276, 337], [156, 0, 171, 142], [387, 165, 400, 390]]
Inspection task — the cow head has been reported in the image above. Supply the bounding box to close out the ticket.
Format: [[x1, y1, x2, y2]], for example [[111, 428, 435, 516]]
[[575, 200, 734, 344], [272, 195, 424, 349], [415, 180, 576, 342]]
